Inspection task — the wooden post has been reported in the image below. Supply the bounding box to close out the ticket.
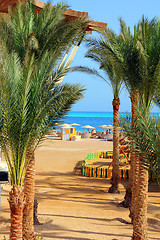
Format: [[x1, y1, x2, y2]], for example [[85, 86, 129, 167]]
[[108, 169, 112, 179], [98, 168, 100, 178], [103, 168, 105, 178], [93, 168, 96, 178]]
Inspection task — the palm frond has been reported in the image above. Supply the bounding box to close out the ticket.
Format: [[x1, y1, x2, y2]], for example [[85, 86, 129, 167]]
[[0, 0, 87, 186], [120, 107, 160, 186]]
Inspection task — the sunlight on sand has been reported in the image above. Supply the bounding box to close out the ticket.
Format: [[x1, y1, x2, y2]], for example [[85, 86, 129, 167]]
[[0, 137, 160, 240]]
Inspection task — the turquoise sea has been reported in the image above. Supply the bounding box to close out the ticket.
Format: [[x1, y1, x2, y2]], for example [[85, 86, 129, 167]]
[[64, 111, 114, 132], [56, 111, 160, 133]]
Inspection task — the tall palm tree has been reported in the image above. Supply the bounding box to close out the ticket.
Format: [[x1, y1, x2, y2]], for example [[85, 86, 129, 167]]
[[73, 23, 142, 196], [73, 29, 123, 193], [123, 107, 160, 182], [131, 17, 160, 240], [85, 23, 144, 197], [120, 17, 160, 239], [121, 106, 160, 240], [75, 17, 160, 239], [117, 20, 142, 213], [82, 18, 160, 239], [84, 19, 141, 207], [0, 1, 87, 239], [0, 38, 85, 240]]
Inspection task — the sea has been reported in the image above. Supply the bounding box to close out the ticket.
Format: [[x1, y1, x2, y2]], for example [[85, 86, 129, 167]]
[[62, 111, 115, 132], [56, 111, 160, 133]]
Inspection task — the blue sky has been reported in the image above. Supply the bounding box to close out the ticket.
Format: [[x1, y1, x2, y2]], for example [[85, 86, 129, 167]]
[[43, 0, 160, 113]]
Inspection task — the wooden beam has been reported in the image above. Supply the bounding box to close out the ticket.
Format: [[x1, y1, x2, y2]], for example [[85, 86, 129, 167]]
[[89, 20, 107, 29], [0, 0, 18, 7], [86, 20, 107, 33], [34, 0, 88, 18], [34, 0, 107, 33], [0, 0, 18, 13], [0, 0, 107, 33]]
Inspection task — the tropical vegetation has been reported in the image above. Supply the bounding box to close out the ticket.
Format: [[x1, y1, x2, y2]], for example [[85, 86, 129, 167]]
[[1, 0, 160, 239], [113, 18, 160, 239], [0, 0, 88, 239], [73, 31, 124, 193], [75, 17, 160, 239]]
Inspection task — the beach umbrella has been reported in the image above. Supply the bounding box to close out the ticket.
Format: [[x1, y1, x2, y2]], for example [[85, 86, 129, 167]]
[[98, 124, 109, 128], [81, 125, 95, 132], [106, 125, 113, 129], [105, 125, 113, 134], [70, 123, 81, 126], [58, 123, 71, 128], [98, 124, 109, 132]]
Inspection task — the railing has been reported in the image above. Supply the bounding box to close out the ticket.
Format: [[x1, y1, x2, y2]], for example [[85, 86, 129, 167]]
[[82, 151, 154, 180]]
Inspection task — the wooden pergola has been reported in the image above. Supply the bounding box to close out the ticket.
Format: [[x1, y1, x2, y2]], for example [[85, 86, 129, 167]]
[[0, 0, 107, 33]]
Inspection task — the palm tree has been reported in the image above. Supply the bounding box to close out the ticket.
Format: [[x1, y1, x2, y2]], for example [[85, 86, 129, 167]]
[[116, 20, 142, 213], [73, 28, 124, 193], [129, 107, 160, 186], [81, 19, 141, 206], [0, 38, 85, 240], [120, 17, 160, 239], [121, 107, 160, 240], [84, 22, 144, 197], [81, 18, 160, 239], [131, 17, 160, 240], [73, 22, 143, 196], [87, 35, 123, 193], [0, 1, 87, 239]]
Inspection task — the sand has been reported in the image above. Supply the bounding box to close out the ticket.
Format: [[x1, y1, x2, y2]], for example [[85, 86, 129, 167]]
[[0, 137, 160, 240]]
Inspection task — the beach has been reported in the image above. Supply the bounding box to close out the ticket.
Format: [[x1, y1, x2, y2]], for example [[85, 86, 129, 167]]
[[0, 137, 160, 240]]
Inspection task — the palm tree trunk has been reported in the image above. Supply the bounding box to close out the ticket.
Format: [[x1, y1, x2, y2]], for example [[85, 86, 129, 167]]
[[132, 160, 148, 240], [120, 92, 138, 211], [9, 185, 25, 240], [23, 148, 36, 240], [108, 97, 120, 193], [130, 151, 139, 222], [130, 92, 139, 221]]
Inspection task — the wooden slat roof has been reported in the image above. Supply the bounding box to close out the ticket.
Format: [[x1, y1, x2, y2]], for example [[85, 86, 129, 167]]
[[0, 0, 107, 33], [0, 0, 18, 13]]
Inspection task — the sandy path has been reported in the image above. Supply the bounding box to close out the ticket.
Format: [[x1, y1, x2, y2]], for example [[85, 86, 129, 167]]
[[0, 138, 160, 239]]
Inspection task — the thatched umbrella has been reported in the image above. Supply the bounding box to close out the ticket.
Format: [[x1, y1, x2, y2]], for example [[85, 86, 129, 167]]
[[98, 124, 109, 132], [81, 125, 95, 132]]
